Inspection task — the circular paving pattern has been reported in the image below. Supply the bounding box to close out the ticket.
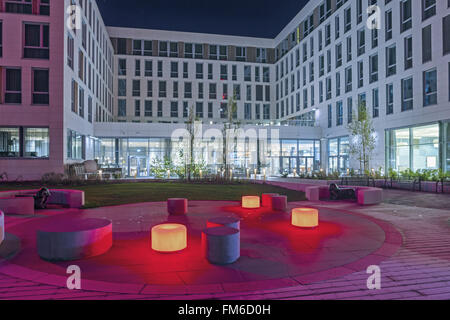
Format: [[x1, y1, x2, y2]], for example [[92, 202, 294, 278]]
[[2, 201, 401, 293]]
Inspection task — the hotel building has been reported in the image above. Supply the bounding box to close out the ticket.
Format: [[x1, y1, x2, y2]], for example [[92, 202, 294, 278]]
[[0, 0, 449, 180]]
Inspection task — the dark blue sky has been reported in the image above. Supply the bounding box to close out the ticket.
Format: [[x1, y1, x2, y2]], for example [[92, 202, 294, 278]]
[[96, 0, 309, 38]]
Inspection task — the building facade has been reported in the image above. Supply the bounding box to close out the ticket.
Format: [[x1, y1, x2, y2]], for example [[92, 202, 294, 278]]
[[0, 0, 449, 180]]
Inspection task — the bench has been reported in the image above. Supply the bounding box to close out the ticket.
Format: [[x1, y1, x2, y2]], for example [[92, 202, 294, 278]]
[[389, 178, 420, 191], [70, 160, 101, 180], [37, 218, 112, 261], [341, 175, 373, 187], [0, 211, 4, 246], [0, 189, 85, 215], [305, 185, 383, 206]]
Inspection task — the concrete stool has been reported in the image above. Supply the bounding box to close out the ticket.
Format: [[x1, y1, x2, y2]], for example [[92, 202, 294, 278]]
[[0, 211, 4, 246], [167, 198, 188, 215], [207, 216, 240, 230], [202, 227, 240, 265], [272, 195, 288, 211], [261, 193, 279, 208], [37, 218, 112, 261]]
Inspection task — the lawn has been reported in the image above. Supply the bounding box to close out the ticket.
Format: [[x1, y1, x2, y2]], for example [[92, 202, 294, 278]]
[[0, 182, 306, 208]]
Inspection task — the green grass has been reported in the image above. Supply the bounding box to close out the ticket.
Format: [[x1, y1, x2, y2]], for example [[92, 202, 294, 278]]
[[0, 182, 306, 209]]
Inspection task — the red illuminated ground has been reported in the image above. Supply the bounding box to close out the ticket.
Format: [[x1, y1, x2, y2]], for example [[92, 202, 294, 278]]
[[1, 200, 399, 294]]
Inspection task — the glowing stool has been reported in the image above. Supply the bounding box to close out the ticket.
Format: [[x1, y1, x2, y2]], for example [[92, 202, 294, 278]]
[[167, 198, 188, 215], [261, 193, 279, 208], [292, 208, 319, 228], [0, 211, 4, 246], [202, 227, 240, 265], [242, 196, 260, 209], [151, 224, 187, 253], [272, 195, 287, 211], [207, 217, 240, 230]]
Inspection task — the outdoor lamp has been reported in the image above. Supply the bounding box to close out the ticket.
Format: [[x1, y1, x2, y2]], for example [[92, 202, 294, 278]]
[[242, 196, 260, 209], [151, 224, 187, 252], [292, 208, 319, 228]]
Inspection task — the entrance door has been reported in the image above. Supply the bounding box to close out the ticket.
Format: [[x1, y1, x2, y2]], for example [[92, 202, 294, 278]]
[[129, 156, 148, 177]]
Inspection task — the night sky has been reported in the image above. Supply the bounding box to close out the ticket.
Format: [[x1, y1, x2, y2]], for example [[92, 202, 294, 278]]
[[96, 0, 309, 38]]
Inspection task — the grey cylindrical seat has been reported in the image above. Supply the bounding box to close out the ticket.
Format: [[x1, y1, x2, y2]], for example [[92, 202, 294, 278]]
[[0, 211, 4, 246], [37, 218, 112, 261], [202, 227, 240, 265], [207, 216, 240, 230], [167, 198, 188, 215], [272, 195, 288, 211]]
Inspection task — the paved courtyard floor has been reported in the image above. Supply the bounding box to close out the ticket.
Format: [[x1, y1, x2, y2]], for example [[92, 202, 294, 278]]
[[0, 183, 449, 300]]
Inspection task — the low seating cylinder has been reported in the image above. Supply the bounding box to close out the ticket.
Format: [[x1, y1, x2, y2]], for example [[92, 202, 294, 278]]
[[207, 217, 240, 230], [202, 227, 240, 265], [167, 198, 188, 215], [261, 193, 279, 208], [272, 195, 288, 211]]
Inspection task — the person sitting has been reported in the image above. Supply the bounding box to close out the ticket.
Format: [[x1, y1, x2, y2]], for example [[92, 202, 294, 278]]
[[34, 188, 51, 209]]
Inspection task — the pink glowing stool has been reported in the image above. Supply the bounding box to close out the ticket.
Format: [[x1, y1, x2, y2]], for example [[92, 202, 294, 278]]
[[167, 198, 188, 215], [151, 224, 187, 253], [261, 193, 279, 208], [272, 195, 288, 211], [207, 216, 240, 230]]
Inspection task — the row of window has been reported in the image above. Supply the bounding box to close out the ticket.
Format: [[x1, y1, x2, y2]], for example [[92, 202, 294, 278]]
[[0, 67, 49, 105], [276, 0, 445, 62], [0, 0, 50, 16], [118, 79, 271, 102], [0, 127, 49, 158], [118, 59, 271, 83], [117, 100, 271, 121], [115, 38, 269, 64]]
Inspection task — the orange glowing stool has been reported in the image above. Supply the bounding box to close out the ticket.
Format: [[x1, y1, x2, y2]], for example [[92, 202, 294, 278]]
[[242, 196, 260, 209], [151, 224, 187, 253], [292, 208, 319, 228]]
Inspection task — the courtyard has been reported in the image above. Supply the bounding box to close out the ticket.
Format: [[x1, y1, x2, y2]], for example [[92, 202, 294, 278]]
[[0, 180, 449, 300]]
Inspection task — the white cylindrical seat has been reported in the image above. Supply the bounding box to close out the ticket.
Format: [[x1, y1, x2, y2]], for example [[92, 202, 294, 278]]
[[202, 227, 240, 265], [207, 217, 240, 230]]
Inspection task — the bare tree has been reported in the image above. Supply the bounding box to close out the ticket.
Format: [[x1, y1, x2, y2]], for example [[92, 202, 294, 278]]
[[221, 94, 240, 179]]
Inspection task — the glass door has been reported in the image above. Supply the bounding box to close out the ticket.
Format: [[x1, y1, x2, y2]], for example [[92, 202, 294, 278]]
[[128, 156, 148, 177]]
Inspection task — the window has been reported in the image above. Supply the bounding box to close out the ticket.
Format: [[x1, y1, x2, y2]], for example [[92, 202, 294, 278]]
[[336, 44, 342, 67], [372, 88, 379, 118], [219, 46, 227, 60], [145, 60, 153, 77], [184, 43, 193, 58], [347, 97, 353, 123], [183, 62, 189, 79], [24, 23, 49, 59], [195, 44, 203, 59], [422, 0, 436, 21], [208, 103, 213, 118], [386, 10, 393, 40], [32, 69, 49, 105], [401, 0, 412, 32], [71, 79, 78, 113], [401, 77, 413, 111], [171, 102, 178, 118], [147, 80, 153, 97], [67, 34, 74, 69], [263, 67, 270, 83], [159, 81, 166, 98], [344, 7, 351, 33], [358, 61, 364, 88], [67, 130, 84, 160], [328, 104, 332, 128], [159, 41, 168, 57], [0, 128, 20, 157], [88, 97, 92, 123], [184, 82, 192, 99], [118, 100, 126, 117], [220, 65, 227, 80], [325, 24, 331, 46], [244, 103, 252, 120], [174, 81, 179, 99], [135, 100, 141, 117], [444, 15, 450, 55], [336, 72, 341, 97], [422, 25, 432, 63], [158, 101, 163, 117], [357, 29, 365, 56], [132, 80, 140, 96], [24, 128, 49, 158], [371, 28, 378, 48], [209, 45, 217, 60], [263, 104, 270, 120], [357, 0, 363, 24], [170, 42, 178, 57], [145, 101, 153, 117], [386, 83, 394, 115], [118, 79, 126, 96], [345, 67, 352, 93], [369, 54, 378, 83], [118, 59, 127, 76], [404, 36, 413, 69], [386, 45, 396, 77], [4, 68, 22, 104], [244, 66, 251, 82], [336, 101, 343, 126], [158, 61, 163, 77], [196, 102, 203, 118], [209, 83, 217, 99], [5, 0, 32, 13], [236, 47, 246, 61], [346, 37, 352, 62], [171, 62, 179, 78], [256, 48, 267, 63], [423, 69, 437, 106], [78, 87, 84, 118], [135, 60, 141, 77]]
